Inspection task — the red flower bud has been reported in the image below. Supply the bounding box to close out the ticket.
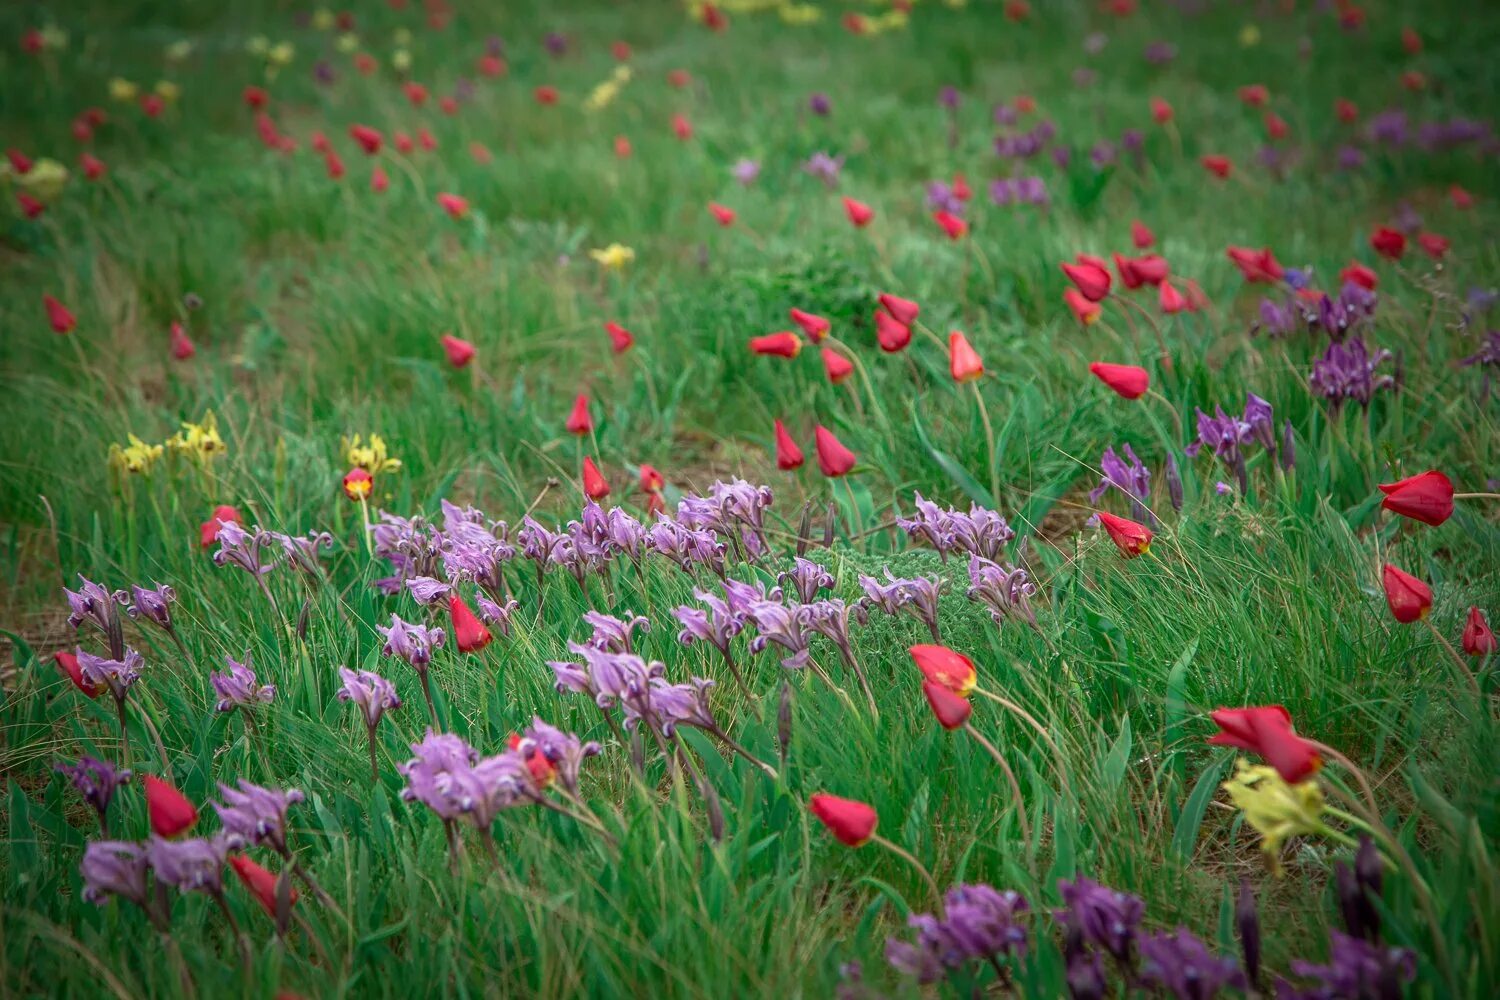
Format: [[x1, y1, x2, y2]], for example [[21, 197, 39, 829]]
[[923, 680, 972, 730], [789, 308, 830, 342], [842, 197, 873, 228], [1462, 607, 1496, 657], [1088, 362, 1149, 399], [1130, 219, 1155, 249], [933, 210, 967, 240], [874, 310, 911, 353], [814, 426, 855, 477], [1200, 154, 1232, 179], [1097, 511, 1152, 557], [1382, 564, 1432, 623], [342, 467, 373, 501], [1370, 227, 1405, 260], [774, 419, 804, 470], [821, 347, 854, 384], [909, 644, 977, 696], [708, 202, 735, 227], [349, 123, 382, 155], [441, 334, 475, 368], [55, 650, 102, 698], [948, 330, 983, 383], [1061, 259, 1112, 302], [604, 321, 634, 354], [877, 293, 920, 325], [143, 775, 198, 838], [44, 294, 76, 334], [565, 394, 593, 435], [449, 593, 493, 652], [169, 322, 195, 361], [1226, 246, 1284, 283], [437, 192, 469, 219], [582, 456, 610, 500], [808, 793, 877, 847], [229, 855, 298, 918], [1208, 706, 1322, 784], [1377, 470, 1453, 526], [1339, 262, 1378, 290], [1065, 288, 1102, 326], [1150, 96, 1173, 123], [749, 332, 803, 358]]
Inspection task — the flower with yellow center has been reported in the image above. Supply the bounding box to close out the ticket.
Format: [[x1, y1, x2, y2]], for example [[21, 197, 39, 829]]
[[780, 4, 824, 25], [342, 434, 402, 475], [1222, 760, 1329, 876], [154, 80, 182, 103], [336, 33, 360, 54], [392, 49, 412, 72], [165, 412, 226, 461], [108, 435, 164, 475], [108, 78, 140, 102], [312, 8, 336, 30], [268, 42, 295, 66], [246, 35, 270, 57], [12, 159, 70, 201], [589, 244, 636, 270], [165, 39, 194, 62]]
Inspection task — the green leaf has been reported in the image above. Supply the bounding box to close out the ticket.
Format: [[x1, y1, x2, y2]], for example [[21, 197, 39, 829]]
[[1101, 717, 1132, 794], [902, 780, 931, 852], [1172, 756, 1229, 862], [911, 405, 995, 508]]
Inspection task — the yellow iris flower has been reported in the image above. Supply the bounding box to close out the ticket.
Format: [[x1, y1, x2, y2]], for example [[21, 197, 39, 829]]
[[11, 159, 70, 201], [268, 42, 295, 66], [108, 78, 140, 102], [342, 434, 402, 475], [154, 80, 182, 103], [589, 244, 636, 270], [108, 435, 164, 475], [1222, 760, 1328, 876], [336, 33, 360, 54], [392, 49, 412, 72], [165, 412, 226, 461]]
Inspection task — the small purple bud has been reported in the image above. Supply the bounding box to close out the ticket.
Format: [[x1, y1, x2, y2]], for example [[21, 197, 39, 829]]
[[1280, 419, 1296, 471], [1165, 453, 1184, 512], [1237, 879, 1261, 989]]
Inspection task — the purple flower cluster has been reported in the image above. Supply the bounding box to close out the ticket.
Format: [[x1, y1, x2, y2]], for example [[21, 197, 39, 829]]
[[378, 615, 446, 672], [994, 120, 1055, 159], [400, 731, 536, 832], [857, 571, 944, 640], [214, 779, 304, 854], [887, 883, 1029, 983], [1056, 876, 1146, 962], [337, 667, 401, 729], [897, 495, 1016, 562], [678, 479, 775, 559], [1185, 394, 1284, 491], [966, 556, 1036, 627], [77, 647, 143, 701], [1309, 337, 1397, 414], [1089, 443, 1152, 523], [211, 652, 275, 712], [990, 176, 1048, 206], [55, 756, 131, 831], [803, 151, 844, 188], [779, 557, 834, 603]]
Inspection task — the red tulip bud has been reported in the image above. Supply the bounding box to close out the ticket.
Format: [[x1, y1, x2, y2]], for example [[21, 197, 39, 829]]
[[1462, 607, 1496, 656], [44, 294, 76, 334], [1370, 227, 1405, 260], [774, 419, 804, 470], [877, 293, 920, 325], [842, 197, 873, 228], [582, 456, 610, 499], [808, 793, 877, 847], [789, 308, 830, 342], [441, 334, 475, 368], [1097, 511, 1152, 557], [749, 332, 802, 358], [948, 330, 983, 383], [821, 347, 854, 384], [449, 593, 493, 652], [814, 426, 855, 477], [909, 644, 977, 696], [1381, 563, 1432, 623], [169, 322, 195, 361], [1088, 362, 1149, 399], [230, 855, 298, 918], [1377, 470, 1453, 526], [143, 775, 198, 838], [1130, 219, 1155, 249], [1062, 259, 1112, 301], [923, 680, 972, 730], [1208, 706, 1322, 784], [565, 394, 593, 436]]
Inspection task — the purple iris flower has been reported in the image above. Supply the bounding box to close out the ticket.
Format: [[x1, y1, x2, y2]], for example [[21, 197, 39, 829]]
[[148, 834, 235, 895], [803, 151, 845, 189], [210, 652, 275, 712], [646, 518, 725, 576], [214, 779, 304, 854], [888, 883, 1029, 981], [1089, 444, 1152, 523], [272, 531, 335, 575], [112, 583, 176, 633], [1365, 109, 1409, 146], [731, 158, 761, 186], [1256, 296, 1299, 338], [744, 600, 814, 669], [674, 589, 743, 656], [519, 717, 600, 795], [966, 557, 1036, 627], [212, 521, 277, 578], [926, 181, 964, 216], [1282, 931, 1415, 999], [1138, 928, 1245, 999], [808, 93, 831, 116], [1309, 337, 1396, 414], [80, 840, 150, 908], [55, 756, 132, 833], [1144, 40, 1177, 64], [406, 576, 452, 606], [779, 558, 835, 604], [65, 575, 117, 635], [544, 32, 568, 57], [938, 86, 960, 109], [582, 610, 650, 653], [476, 594, 520, 635], [337, 667, 401, 729], [378, 615, 446, 671], [1055, 877, 1145, 962], [856, 571, 946, 639], [400, 732, 479, 821], [605, 507, 648, 561], [627, 676, 717, 736], [77, 648, 143, 701], [1336, 145, 1366, 171]]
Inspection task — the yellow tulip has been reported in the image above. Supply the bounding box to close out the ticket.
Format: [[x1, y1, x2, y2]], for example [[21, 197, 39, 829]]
[[342, 434, 402, 475], [268, 42, 295, 66], [392, 49, 412, 72], [109, 435, 164, 475], [1239, 24, 1261, 48], [589, 244, 636, 270], [14, 159, 70, 201], [165, 412, 227, 461], [154, 80, 182, 103], [108, 78, 139, 102], [1222, 761, 1329, 876]]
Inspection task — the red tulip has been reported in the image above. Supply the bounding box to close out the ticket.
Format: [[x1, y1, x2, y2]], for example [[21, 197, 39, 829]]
[[1377, 470, 1453, 526], [1339, 262, 1377, 290], [1237, 84, 1269, 107], [774, 419, 804, 470], [478, 55, 506, 78], [534, 85, 559, 105], [709, 202, 736, 227], [72, 117, 94, 142], [1263, 112, 1289, 141], [1003, 0, 1031, 21], [909, 644, 977, 697], [324, 152, 345, 180], [349, 124, 382, 155], [1381, 563, 1432, 624], [1334, 97, 1359, 123], [200, 504, 241, 548], [243, 86, 269, 110], [311, 131, 331, 154], [1226, 246, 1284, 283], [140, 94, 164, 118], [1158, 280, 1187, 315], [1370, 227, 1405, 260], [417, 128, 437, 152], [80, 152, 106, 180], [1400, 25, 1421, 54], [1462, 607, 1496, 656], [44, 294, 76, 334], [1400, 70, 1426, 92], [17, 192, 44, 218], [1088, 362, 1148, 400], [808, 793, 877, 847], [878, 293, 919, 326], [169, 322, 195, 361], [639, 464, 665, 493], [1116, 254, 1169, 289], [874, 310, 911, 353], [342, 467, 373, 501], [441, 334, 475, 368], [354, 53, 377, 76], [923, 680, 972, 730], [371, 166, 389, 193], [750, 332, 802, 358], [1208, 706, 1322, 784], [1200, 154, 1232, 179], [951, 172, 972, 200], [582, 456, 610, 500], [814, 426, 855, 477], [230, 855, 298, 918], [1416, 233, 1449, 260], [1450, 185, 1473, 210], [842, 197, 873, 228], [403, 81, 428, 107], [1054, 289, 1100, 329], [449, 593, 493, 652], [1130, 219, 1155, 249], [565, 394, 593, 435], [645, 491, 666, 517], [672, 114, 693, 140], [1097, 511, 1152, 557], [1150, 96, 1173, 124], [933, 210, 967, 240], [789, 308, 830, 342], [1184, 280, 1209, 312], [613, 135, 632, 159], [144, 775, 198, 838], [948, 330, 983, 383], [394, 131, 414, 153], [439, 96, 459, 117], [605, 321, 634, 353], [667, 69, 691, 88], [437, 193, 469, 219], [609, 39, 632, 61], [55, 651, 101, 698], [1061, 259, 1112, 302], [822, 347, 854, 384], [7, 148, 33, 174]]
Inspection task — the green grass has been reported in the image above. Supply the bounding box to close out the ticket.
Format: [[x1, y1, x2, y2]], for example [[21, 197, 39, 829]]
[[3, 1, 1499, 997]]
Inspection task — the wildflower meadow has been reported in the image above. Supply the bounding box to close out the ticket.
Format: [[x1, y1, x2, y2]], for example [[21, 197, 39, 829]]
[[4, 1, 1500, 998]]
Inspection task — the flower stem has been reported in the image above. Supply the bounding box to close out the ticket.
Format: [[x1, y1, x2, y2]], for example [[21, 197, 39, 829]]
[[367, 724, 380, 785], [1421, 618, 1482, 699], [963, 724, 1033, 847], [971, 380, 1000, 505], [1306, 739, 1379, 815], [869, 833, 942, 907]]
